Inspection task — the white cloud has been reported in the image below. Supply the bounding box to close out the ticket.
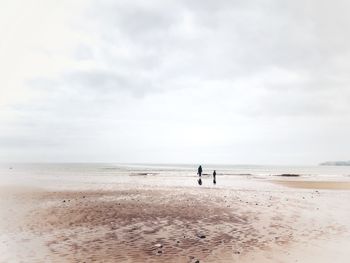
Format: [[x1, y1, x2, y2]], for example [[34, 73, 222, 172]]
[[1, 0, 350, 164]]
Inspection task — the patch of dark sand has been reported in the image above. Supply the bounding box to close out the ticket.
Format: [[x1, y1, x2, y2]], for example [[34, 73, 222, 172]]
[[22, 189, 342, 262], [23, 189, 280, 262]]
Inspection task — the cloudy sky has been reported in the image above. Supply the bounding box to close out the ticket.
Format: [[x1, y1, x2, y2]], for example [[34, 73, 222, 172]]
[[1, 0, 350, 165]]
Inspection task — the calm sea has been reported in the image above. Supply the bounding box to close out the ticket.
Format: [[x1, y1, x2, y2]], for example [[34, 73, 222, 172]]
[[1, 163, 350, 190]]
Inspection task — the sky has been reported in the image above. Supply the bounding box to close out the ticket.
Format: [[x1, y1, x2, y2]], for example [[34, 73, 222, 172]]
[[1, 0, 350, 165]]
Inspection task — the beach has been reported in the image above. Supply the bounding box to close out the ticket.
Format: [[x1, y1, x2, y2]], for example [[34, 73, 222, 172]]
[[1, 164, 350, 262]]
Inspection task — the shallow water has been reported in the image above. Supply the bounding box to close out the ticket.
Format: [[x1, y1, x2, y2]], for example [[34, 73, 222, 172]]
[[1, 163, 350, 191]]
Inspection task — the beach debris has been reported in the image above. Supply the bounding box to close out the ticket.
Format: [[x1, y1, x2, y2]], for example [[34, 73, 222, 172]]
[[195, 260, 200, 263], [63, 200, 66, 203], [157, 250, 162, 255], [197, 234, 206, 239], [130, 172, 159, 176], [275, 174, 300, 177], [154, 243, 163, 248]]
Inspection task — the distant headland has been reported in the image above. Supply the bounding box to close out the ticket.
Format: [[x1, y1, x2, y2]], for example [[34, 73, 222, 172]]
[[319, 161, 350, 166]]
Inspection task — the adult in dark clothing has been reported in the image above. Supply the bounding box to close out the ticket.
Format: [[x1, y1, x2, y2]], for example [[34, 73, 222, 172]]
[[197, 165, 203, 177], [213, 170, 216, 185], [197, 165, 203, 185]]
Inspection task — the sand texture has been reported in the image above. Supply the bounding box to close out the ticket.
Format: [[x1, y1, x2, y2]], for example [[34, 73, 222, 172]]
[[1, 183, 349, 262], [1, 164, 350, 262]]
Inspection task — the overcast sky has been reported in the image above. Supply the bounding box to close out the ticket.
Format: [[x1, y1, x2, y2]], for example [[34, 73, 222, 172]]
[[1, 0, 350, 165]]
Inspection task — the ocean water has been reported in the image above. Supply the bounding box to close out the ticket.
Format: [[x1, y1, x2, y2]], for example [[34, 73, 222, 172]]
[[1, 163, 350, 190], [1, 162, 350, 177]]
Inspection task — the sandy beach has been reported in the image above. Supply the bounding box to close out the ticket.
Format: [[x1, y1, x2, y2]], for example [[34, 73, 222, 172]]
[[2, 0, 350, 261], [1, 164, 350, 262]]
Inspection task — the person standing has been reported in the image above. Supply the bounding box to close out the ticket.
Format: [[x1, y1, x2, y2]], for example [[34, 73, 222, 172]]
[[197, 165, 203, 185], [197, 165, 203, 177], [213, 170, 216, 185]]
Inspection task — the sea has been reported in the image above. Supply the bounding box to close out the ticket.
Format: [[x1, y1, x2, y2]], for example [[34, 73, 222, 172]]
[[1, 163, 350, 190]]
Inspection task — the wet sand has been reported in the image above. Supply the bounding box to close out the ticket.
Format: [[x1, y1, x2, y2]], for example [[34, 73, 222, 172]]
[[1, 178, 350, 263], [273, 180, 350, 190]]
